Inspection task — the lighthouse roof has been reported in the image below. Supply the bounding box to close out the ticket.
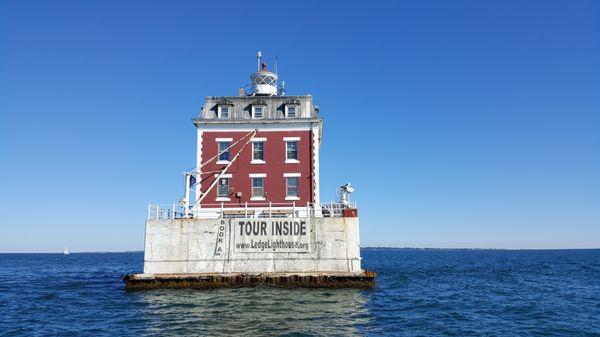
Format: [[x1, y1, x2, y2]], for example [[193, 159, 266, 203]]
[[195, 95, 321, 123]]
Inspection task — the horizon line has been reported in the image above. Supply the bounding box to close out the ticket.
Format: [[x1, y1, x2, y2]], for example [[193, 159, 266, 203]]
[[2, 247, 600, 254]]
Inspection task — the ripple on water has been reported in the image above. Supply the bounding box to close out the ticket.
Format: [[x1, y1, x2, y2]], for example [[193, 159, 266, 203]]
[[0, 250, 599, 336]]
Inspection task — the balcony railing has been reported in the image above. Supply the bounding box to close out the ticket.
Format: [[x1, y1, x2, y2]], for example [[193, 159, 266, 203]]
[[146, 201, 357, 220], [147, 204, 185, 220]]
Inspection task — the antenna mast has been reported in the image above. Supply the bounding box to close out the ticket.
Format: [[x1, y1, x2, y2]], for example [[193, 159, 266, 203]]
[[257, 51, 262, 71]]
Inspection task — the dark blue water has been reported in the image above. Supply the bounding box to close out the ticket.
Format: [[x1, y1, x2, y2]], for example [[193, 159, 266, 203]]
[[1, 250, 599, 336]]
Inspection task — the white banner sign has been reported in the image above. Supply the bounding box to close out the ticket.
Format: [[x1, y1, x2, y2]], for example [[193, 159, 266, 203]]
[[233, 219, 310, 253]]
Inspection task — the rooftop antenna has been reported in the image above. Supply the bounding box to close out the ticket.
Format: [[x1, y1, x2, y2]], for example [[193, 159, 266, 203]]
[[274, 56, 279, 77], [280, 80, 286, 96], [257, 51, 262, 71]]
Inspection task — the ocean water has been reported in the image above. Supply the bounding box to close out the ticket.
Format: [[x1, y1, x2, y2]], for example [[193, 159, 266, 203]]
[[0, 250, 599, 336]]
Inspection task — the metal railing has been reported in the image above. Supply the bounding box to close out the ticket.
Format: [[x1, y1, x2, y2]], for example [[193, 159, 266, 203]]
[[147, 201, 357, 220], [147, 204, 185, 220], [321, 201, 357, 217]]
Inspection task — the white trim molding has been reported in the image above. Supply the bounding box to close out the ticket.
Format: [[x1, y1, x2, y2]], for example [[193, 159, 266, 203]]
[[195, 130, 203, 207], [215, 197, 231, 202], [251, 137, 267, 142], [250, 196, 266, 201], [285, 159, 300, 164], [311, 124, 321, 204], [214, 173, 232, 178], [251, 159, 266, 164], [216, 160, 230, 165], [194, 123, 314, 132], [283, 136, 301, 141], [285, 196, 300, 201], [215, 138, 233, 142], [283, 173, 301, 177], [306, 100, 310, 118], [249, 173, 267, 178]]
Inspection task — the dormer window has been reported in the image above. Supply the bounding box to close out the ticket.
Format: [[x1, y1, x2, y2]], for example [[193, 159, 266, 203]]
[[218, 106, 230, 119], [285, 105, 297, 118], [252, 106, 264, 119], [283, 98, 300, 118]]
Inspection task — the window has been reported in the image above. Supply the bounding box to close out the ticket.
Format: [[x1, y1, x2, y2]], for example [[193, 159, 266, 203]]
[[286, 106, 297, 118], [286, 141, 298, 161], [218, 142, 230, 161], [252, 178, 264, 198], [286, 177, 298, 198], [252, 106, 263, 118], [252, 142, 264, 161], [217, 178, 230, 198], [218, 106, 230, 119]]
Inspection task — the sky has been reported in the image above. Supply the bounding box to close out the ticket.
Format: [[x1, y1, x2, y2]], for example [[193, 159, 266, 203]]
[[0, 0, 598, 252]]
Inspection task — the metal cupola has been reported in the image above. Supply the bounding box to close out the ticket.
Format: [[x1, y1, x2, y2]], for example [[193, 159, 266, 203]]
[[250, 51, 278, 96]]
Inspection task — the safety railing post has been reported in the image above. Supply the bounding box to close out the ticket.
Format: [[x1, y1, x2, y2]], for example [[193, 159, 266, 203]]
[[292, 201, 296, 217], [172, 203, 176, 219], [245, 202, 248, 218], [269, 202, 272, 218], [155, 205, 159, 220], [221, 202, 224, 218]]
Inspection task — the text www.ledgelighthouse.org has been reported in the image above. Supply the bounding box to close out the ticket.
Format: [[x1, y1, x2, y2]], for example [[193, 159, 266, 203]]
[[236, 239, 309, 251]]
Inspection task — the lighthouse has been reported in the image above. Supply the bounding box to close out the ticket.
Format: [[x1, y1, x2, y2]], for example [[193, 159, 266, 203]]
[[124, 52, 374, 289]]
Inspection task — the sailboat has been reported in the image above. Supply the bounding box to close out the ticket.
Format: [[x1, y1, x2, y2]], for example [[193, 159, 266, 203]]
[[63, 247, 70, 255]]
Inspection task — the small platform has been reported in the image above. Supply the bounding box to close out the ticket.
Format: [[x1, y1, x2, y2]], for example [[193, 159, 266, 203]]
[[123, 271, 376, 290]]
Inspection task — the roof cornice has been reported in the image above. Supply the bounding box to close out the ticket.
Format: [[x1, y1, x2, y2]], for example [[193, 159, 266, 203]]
[[192, 117, 322, 127]]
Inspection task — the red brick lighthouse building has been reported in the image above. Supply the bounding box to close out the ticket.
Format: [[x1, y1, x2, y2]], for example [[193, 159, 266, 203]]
[[186, 52, 323, 218]]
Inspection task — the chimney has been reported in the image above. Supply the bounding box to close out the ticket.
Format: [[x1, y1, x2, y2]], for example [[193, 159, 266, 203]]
[[238, 87, 245, 97]]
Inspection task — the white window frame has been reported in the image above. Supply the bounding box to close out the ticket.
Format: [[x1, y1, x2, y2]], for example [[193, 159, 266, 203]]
[[217, 105, 231, 119], [250, 174, 266, 200], [284, 138, 300, 163], [285, 105, 298, 118], [216, 175, 231, 201], [285, 174, 300, 200], [251, 141, 265, 164], [252, 105, 265, 119], [216, 140, 232, 164]]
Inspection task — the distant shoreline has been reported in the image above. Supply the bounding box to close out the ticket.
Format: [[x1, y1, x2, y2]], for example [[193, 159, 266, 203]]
[[362, 247, 600, 251], [1, 247, 600, 254]]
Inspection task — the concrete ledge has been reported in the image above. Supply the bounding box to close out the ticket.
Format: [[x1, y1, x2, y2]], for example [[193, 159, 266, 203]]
[[123, 271, 376, 290]]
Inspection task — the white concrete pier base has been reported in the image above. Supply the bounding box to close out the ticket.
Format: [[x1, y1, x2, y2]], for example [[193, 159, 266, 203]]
[[142, 217, 363, 275]]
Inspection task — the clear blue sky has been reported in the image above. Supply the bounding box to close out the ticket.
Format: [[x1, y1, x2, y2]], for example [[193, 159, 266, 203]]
[[1, 0, 598, 252]]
